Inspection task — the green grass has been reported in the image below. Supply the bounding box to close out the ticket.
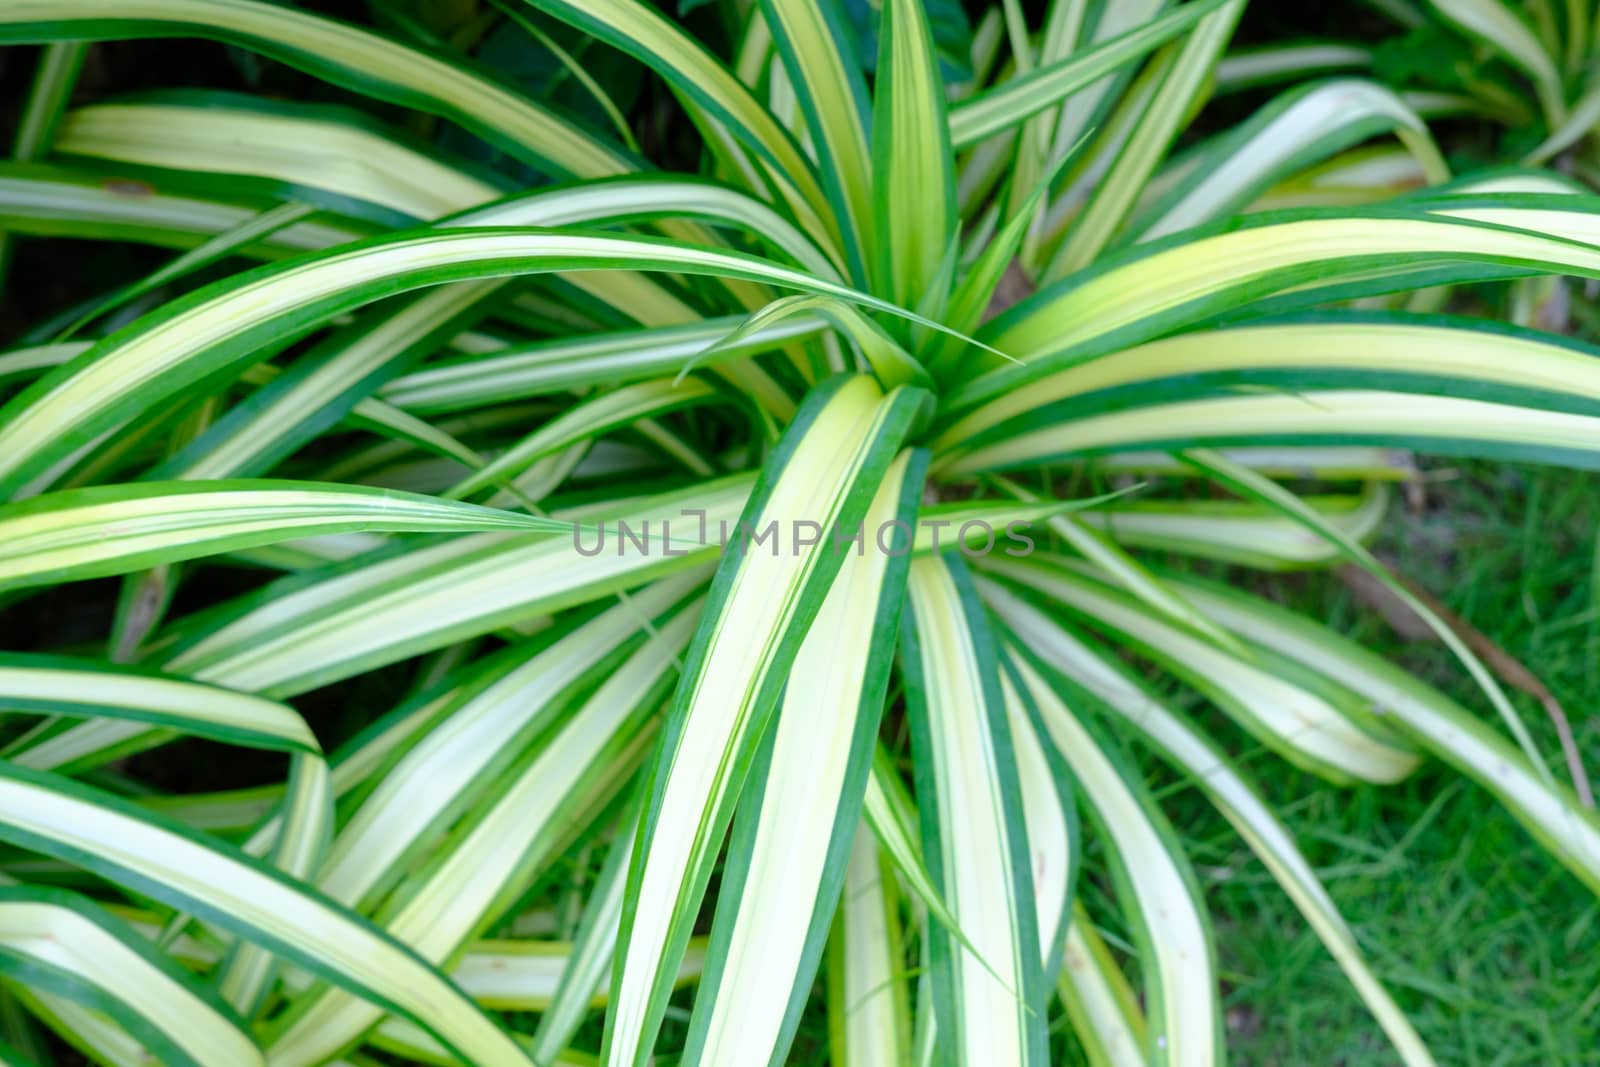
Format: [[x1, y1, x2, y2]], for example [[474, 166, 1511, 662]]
[[1146, 461, 1600, 1064]]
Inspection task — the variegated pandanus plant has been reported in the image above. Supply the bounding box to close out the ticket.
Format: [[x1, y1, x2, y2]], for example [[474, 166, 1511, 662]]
[[0, 1, 1596, 1065], [1231, 0, 1600, 185]]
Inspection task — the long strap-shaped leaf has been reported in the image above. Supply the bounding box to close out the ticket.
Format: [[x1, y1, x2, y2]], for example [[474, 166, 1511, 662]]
[[1213, 42, 1375, 93], [528, 810, 637, 1066], [5, 675, 333, 998], [0, 654, 317, 759], [29, 479, 743, 774], [760, 0, 874, 282], [986, 584, 1436, 1066], [939, 312, 1600, 455], [0, 479, 567, 593], [1057, 906, 1148, 1067], [1088, 445, 1411, 480], [1049, 0, 1244, 275], [1429, 0, 1566, 126], [961, 205, 1600, 407], [57, 109, 767, 328], [1168, 575, 1600, 893], [871, 0, 954, 308], [218, 751, 332, 1016], [382, 314, 825, 414], [679, 294, 928, 390], [459, 935, 705, 1014], [941, 388, 1600, 475], [318, 575, 704, 911], [900, 553, 1046, 1067], [61, 118, 823, 325], [0, 341, 88, 385], [89, 523, 316, 1009], [156, 685, 454, 848], [861, 746, 961, 933], [1001, 671, 1077, 986], [56, 100, 500, 224], [1076, 483, 1390, 570], [268, 599, 702, 1067], [0, 763, 533, 1067], [827, 824, 913, 1067], [947, 0, 1230, 147], [1185, 447, 1551, 786], [1040, 0, 1163, 163], [10, 44, 86, 164], [603, 375, 928, 1067], [60, 200, 319, 344], [1129, 79, 1447, 243], [0, 40, 87, 283], [0, 888, 261, 1067], [525, 0, 836, 253], [0, 160, 367, 255], [980, 555, 1420, 784], [447, 379, 722, 501], [155, 165, 843, 482], [680, 448, 925, 1067], [0, 0, 630, 179], [165, 476, 740, 696], [988, 475, 1240, 651], [160, 281, 508, 481], [1003, 649, 1220, 1067], [447, 176, 843, 281], [0, 226, 956, 497], [0, 662, 335, 967]]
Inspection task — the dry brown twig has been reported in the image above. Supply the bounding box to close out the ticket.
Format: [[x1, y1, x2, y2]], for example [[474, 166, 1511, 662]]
[[1339, 562, 1596, 809]]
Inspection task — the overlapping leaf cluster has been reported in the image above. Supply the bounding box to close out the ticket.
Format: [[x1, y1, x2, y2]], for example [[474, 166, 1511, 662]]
[[0, 1, 1597, 1065]]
